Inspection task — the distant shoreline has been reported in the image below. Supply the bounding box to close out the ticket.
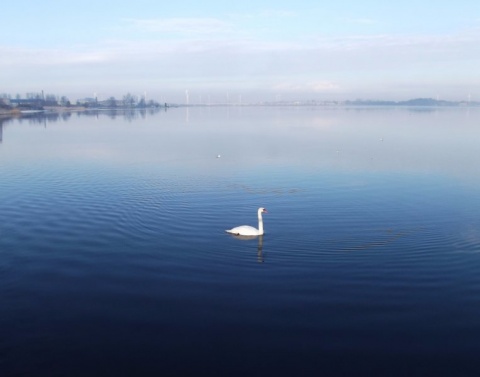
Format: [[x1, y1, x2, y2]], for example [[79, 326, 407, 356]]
[[0, 106, 86, 116], [1, 97, 479, 117]]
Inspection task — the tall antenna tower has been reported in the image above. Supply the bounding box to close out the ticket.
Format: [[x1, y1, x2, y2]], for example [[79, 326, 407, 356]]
[[185, 89, 189, 105]]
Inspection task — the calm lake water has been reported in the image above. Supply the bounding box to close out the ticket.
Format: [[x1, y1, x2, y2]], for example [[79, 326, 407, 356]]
[[1, 106, 480, 376]]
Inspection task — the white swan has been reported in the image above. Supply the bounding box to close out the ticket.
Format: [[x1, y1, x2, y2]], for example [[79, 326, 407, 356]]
[[226, 207, 267, 236]]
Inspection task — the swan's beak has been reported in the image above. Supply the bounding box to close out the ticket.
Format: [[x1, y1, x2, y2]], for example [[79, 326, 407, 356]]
[[263, 209, 268, 213]]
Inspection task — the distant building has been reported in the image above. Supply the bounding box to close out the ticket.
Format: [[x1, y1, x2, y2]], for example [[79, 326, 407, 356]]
[[9, 98, 44, 110]]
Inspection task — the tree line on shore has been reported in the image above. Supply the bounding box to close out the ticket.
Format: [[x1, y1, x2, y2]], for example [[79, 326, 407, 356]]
[[0, 92, 163, 111]]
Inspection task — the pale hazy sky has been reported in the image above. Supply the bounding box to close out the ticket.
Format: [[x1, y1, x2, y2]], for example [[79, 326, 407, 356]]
[[1, 1, 479, 103]]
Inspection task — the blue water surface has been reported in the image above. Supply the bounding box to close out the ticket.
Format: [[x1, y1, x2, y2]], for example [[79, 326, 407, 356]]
[[1, 107, 480, 376]]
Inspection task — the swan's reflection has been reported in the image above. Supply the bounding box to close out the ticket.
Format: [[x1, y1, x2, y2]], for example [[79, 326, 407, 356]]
[[257, 235, 264, 263], [229, 234, 264, 263]]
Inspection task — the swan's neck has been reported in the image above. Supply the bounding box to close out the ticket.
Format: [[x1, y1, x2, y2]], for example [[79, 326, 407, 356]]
[[258, 211, 264, 235]]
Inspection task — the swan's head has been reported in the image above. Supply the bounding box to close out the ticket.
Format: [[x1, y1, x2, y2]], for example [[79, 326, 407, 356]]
[[258, 207, 267, 214]]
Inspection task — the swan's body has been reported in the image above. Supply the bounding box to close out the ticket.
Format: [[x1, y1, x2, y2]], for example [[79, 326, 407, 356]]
[[226, 225, 261, 236], [226, 207, 267, 236]]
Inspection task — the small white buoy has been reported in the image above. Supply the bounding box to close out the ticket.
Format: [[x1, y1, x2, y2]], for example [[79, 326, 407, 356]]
[[216, 154, 221, 158]]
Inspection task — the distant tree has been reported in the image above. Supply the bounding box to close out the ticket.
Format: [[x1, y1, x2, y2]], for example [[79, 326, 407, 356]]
[[123, 93, 136, 107], [45, 94, 58, 106], [0, 98, 11, 109], [26, 92, 42, 100], [60, 96, 71, 107], [137, 97, 146, 108], [107, 96, 117, 108]]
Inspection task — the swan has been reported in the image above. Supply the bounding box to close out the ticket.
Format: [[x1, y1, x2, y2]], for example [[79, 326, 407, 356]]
[[226, 207, 267, 236]]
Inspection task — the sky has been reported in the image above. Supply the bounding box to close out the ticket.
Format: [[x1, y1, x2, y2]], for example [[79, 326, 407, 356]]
[[1, 0, 480, 103]]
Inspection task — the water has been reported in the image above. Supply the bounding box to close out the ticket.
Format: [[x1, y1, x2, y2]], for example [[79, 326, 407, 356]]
[[1, 107, 480, 376]]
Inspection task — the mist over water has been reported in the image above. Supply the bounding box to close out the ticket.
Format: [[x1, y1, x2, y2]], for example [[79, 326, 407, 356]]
[[1, 106, 480, 376]]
